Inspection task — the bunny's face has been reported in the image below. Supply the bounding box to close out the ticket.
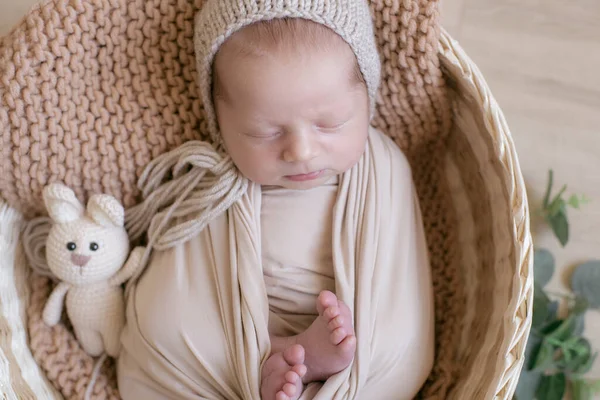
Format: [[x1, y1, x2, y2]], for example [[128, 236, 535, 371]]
[[46, 218, 129, 285], [43, 183, 131, 285]]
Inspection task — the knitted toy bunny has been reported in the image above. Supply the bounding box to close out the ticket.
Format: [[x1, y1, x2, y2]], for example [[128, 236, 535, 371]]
[[41, 183, 144, 358]]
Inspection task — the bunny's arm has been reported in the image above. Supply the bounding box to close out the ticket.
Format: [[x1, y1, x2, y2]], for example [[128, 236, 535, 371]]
[[42, 281, 70, 326], [109, 246, 146, 287]]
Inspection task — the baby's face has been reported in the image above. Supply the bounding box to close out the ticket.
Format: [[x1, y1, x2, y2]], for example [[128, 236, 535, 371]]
[[214, 43, 369, 190]]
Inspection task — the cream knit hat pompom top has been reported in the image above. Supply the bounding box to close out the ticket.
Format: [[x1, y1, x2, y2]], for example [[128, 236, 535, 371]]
[[194, 0, 382, 144]]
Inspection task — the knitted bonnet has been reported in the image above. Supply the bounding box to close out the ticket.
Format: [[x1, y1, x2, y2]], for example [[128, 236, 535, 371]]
[[193, 0, 382, 144]]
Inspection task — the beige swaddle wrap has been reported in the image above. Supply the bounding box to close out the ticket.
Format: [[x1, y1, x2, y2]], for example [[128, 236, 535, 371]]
[[117, 128, 434, 399], [261, 175, 337, 337]]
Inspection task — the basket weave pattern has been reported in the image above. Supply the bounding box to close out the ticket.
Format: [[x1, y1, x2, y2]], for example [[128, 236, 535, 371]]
[[0, 0, 533, 399], [439, 31, 533, 399]]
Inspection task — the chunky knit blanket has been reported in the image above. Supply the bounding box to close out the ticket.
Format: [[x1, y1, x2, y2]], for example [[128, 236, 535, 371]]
[[0, 0, 460, 399]]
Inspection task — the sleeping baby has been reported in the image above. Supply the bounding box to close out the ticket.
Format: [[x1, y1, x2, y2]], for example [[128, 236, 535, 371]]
[[117, 0, 434, 399]]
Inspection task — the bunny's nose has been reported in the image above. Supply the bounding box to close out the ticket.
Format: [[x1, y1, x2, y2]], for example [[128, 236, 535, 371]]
[[71, 253, 91, 267]]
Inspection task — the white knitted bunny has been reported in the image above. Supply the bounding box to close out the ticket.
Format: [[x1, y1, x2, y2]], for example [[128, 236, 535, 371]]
[[41, 183, 144, 358]]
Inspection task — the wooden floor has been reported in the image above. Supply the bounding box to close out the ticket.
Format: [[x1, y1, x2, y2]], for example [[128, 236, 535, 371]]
[[1, 0, 600, 391]]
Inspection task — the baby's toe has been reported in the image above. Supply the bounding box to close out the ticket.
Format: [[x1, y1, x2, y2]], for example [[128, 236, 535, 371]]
[[328, 315, 344, 330], [339, 334, 357, 353], [317, 290, 338, 314], [330, 327, 347, 345], [324, 306, 341, 320], [284, 370, 300, 384], [283, 344, 305, 365], [282, 381, 298, 396], [275, 391, 289, 400], [291, 363, 307, 378]]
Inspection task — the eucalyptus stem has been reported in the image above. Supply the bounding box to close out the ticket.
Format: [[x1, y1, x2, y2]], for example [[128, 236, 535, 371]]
[[543, 169, 554, 208]]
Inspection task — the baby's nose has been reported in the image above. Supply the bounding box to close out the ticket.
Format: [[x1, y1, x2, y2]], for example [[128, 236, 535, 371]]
[[71, 253, 91, 267], [283, 133, 317, 163]]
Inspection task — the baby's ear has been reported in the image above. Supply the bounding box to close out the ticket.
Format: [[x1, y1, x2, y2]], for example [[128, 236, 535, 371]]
[[86, 194, 125, 228], [43, 183, 85, 223]]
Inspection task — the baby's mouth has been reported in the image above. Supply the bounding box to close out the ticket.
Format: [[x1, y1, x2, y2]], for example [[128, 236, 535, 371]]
[[285, 170, 325, 182]]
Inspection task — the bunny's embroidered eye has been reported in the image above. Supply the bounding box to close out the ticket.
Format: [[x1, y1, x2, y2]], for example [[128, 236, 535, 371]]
[[66, 242, 76, 251], [90, 242, 99, 251]]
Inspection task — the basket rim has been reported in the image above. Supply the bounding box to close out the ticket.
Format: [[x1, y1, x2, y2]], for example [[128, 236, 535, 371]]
[[438, 29, 534, 399]]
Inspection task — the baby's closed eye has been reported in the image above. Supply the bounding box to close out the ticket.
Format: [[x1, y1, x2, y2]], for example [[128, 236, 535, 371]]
[[242, 130, 283, 140], [315, 116, 353, 132], [316, 120, 349, 132]]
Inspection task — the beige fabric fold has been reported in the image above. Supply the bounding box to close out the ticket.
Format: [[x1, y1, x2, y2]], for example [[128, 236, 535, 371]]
[[117, 128, 434, 399], [262, 177, 338, 337]]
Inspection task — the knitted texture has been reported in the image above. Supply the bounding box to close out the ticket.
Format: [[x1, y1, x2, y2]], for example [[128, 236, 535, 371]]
[[41, 183, 130, 358], [194, 0, 381, 143], [0, 0, 460, 399]]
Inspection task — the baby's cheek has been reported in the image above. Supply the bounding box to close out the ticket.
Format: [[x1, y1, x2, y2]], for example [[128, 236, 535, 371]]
[[335, 133, 368, 170], [232, 147, 279, 182], [339, 152, 363, 173], [240, 165, 275, 185]]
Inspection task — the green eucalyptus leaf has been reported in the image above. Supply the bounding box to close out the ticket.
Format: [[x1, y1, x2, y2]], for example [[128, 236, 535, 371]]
[[569, 194, 580, 209], [548, 195, 566, 217], [541, 319, 563, 336], [573, 296, 589, 316], [571, 261, 600, 308], [548, 210, 569, 247], [547, 300, 560, 322], [574, 352, 597, 376], [533, 286, 551, 328], [568, 194, 590, 209], [547, 315, 577, 342], [561, 343, 574, 366], [534, 248, 555, 288], [568, 194, 582, 209], [515, 368, 542, 400], [573, 314, 586, 337], [532, 340, 556, 372], [572, 379, 592, 400], [563, 339, 592, 373], [564, 335, 581, 346], [572, 338, 591, 357], [536, 373, 566, 400], [525, 334, 543, 370]]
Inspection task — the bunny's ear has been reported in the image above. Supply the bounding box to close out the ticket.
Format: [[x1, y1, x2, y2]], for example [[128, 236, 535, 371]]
[[86, 194, 125, 227], [43, 183, 85, 223]]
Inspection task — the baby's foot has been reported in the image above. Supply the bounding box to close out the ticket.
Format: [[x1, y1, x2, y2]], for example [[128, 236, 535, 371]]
[[261, 344, 307, 400], [297, 290, 356, 382]]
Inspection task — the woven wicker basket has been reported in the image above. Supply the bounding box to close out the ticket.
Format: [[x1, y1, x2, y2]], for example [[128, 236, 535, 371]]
[[437, 29, 534, 399], [0, 2, 533, 399]]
